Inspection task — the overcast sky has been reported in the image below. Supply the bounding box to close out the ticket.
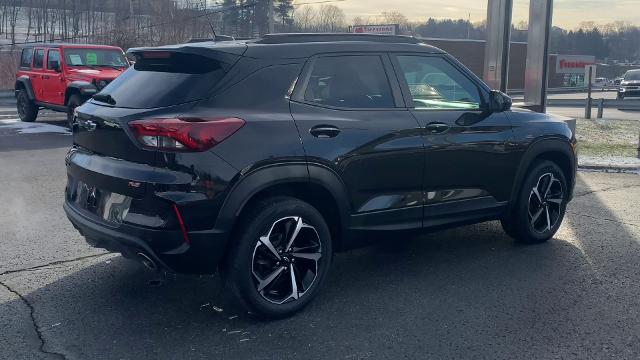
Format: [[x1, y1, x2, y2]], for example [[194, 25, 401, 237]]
[[334, 0, 639, 29]]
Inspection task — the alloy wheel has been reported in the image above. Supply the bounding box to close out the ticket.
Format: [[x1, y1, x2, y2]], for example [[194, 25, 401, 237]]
[[528, 172, 564, 233], [251, 216, 322, 305]]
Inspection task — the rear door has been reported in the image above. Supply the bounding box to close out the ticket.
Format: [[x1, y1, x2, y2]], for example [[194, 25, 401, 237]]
[[30, 48, 46, 102], [290, 53, 425, 231], [391, 54, 516, 226]]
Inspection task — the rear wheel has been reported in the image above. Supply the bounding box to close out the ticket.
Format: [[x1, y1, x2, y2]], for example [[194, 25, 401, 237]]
[[501, 160, 568, 244], [66, 94, 84, 128], [223, 197, 332, 319], [16, 90, 38, 122]]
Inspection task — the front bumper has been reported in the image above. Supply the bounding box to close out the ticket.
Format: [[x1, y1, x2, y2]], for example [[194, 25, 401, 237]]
[[64, 202, 228, 274]]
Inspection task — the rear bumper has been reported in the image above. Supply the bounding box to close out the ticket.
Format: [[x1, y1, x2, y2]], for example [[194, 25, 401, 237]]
[[64, 202, 228, 274]]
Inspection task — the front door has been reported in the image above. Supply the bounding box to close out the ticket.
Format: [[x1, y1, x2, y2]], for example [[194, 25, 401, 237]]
[[42, 49, 65, 105], [391, 54, 517, 227], [290, 53, 425, 232]]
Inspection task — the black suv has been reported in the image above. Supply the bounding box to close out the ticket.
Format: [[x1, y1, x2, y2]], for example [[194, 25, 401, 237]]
[[64, 34, 577, 318]]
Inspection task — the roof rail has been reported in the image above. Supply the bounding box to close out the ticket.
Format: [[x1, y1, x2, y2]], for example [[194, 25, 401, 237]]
[[254, 33, 423, 45]]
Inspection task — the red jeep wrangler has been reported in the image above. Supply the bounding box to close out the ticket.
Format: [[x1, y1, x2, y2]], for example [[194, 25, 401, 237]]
[[15, 43, 128, 124]]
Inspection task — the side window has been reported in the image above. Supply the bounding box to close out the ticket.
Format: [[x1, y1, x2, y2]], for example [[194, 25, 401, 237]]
[[20, 49, 33, 68], [33, 49, 45, 69], [303, 55, 395, 109], [396, 56, 481, 110], [47, 50, 60, 70]]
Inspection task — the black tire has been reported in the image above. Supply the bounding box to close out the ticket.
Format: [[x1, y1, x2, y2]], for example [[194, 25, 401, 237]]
[[66, 94, 84, 128], [223, 196, 333, 319], [501, 160, 568, 244], [16, 90, 38, 122]]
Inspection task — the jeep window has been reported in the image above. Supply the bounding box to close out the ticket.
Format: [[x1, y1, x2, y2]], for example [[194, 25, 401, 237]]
[[47, 50, 60, 71], [20, 49, 33, 68], [33, 49, 44, 69], [396, 55, 481, 110], [92, 52, 228, 109], [303, 55, 395, 109], [64, 49, 128, 68]]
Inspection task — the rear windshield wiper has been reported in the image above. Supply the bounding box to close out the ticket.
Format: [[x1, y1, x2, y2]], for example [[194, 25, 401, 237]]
[[92, 93, 117, 105]]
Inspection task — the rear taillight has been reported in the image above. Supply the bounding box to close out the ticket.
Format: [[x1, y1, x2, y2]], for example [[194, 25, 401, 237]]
[[128, 117, 245, 152]]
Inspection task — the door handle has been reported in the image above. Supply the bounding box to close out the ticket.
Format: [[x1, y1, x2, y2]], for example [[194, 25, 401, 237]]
[[42, 75, 50, 79], [425, 122, 449, 134], [310, 125, 341, 138]]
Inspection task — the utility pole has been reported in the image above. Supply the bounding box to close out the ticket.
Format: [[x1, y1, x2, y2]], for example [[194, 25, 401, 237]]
[[267, 0, 275, 34]]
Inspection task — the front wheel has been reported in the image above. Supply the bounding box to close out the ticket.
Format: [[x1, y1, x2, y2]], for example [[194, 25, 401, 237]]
[[502, 160, 568, 244], [66, 94, 84, 128], [223, 197, 332, 319]]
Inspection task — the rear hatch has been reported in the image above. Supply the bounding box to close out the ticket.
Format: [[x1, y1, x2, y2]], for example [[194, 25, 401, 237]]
[[67, 44, 245, 226]]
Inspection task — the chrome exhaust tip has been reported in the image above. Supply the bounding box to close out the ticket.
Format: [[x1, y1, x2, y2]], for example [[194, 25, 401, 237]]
[[137, 252, 157, 271]]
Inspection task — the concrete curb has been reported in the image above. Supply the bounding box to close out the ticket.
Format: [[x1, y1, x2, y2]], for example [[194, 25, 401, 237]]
[[578, 165, 639, 174]]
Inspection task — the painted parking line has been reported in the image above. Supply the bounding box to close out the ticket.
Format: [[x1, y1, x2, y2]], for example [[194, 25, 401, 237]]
[[0, 119, 70, 135]]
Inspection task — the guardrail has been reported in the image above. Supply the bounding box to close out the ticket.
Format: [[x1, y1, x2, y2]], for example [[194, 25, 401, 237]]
[[508, 87, 617, 96], [547, 98, 640, 112], [546, 98, 640, 120]]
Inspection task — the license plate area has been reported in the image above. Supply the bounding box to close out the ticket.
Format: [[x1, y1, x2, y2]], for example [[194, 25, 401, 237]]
[[67, 177, 132, 224]]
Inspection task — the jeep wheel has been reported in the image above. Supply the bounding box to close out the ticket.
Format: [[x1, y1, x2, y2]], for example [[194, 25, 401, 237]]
[[16, 90, 38, 122], [501, 160, 568, 244], [66, 94, 84, 128], [224, 197, 332, 319]]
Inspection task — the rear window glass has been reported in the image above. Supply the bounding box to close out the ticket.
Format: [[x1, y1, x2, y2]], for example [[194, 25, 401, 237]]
[[304, 55, 395, 108], [94, 52, 229, 109], [33, 49, 44, 69], [20, 49, 33, 68]]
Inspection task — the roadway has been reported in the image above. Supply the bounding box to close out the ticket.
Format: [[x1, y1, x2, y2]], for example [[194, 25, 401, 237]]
[[1, 117, 639, 359]]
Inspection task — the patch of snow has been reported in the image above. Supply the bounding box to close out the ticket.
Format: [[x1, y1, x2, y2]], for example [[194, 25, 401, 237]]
[[0, 119, 70, 135]]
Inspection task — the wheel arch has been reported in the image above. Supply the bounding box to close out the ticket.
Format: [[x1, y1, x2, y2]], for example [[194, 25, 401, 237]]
[[215, 162, 351, 255], [65, 81, 96, 105], [15, 76, 35, 100], [510, 137, 577, 210]]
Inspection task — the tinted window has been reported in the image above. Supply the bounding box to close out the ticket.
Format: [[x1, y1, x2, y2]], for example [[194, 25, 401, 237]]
[[94, 52, 229, 109], [33, 49, 44, 69], [47, 50, 60, 70], [304, 55, 394, 108], [396, 56, 481, 110], [20, 49, 33, 68]]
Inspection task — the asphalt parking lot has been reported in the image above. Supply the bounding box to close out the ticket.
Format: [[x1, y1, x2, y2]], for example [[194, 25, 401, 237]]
[[1, 117, 639, 359]]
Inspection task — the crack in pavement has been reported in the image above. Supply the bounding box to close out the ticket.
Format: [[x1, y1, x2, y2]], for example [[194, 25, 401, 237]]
[[567, 211, 639, 228], [0, 253, 110, 277], [573, 184, 640, 199], [0, 280, 68, 360]]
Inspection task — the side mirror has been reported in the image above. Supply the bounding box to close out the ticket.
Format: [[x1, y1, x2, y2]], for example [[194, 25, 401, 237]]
[[51, 63, 61, 73], [489, 90, 512, 112]]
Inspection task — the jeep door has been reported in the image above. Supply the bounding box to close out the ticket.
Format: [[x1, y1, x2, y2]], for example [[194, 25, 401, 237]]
[[42, 49, 65, 105], [390, 54, 517, 227], [30, 48, 47, 102], [290, 53, 425, 232]]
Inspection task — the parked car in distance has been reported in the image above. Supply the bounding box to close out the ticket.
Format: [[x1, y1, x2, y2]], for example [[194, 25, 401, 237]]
[[618, 69, 640, 99], [15, 43, 128, 125], [612, 77, 623, 87], [592, 77, 608, 89], [64, 34, 577, 318]]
